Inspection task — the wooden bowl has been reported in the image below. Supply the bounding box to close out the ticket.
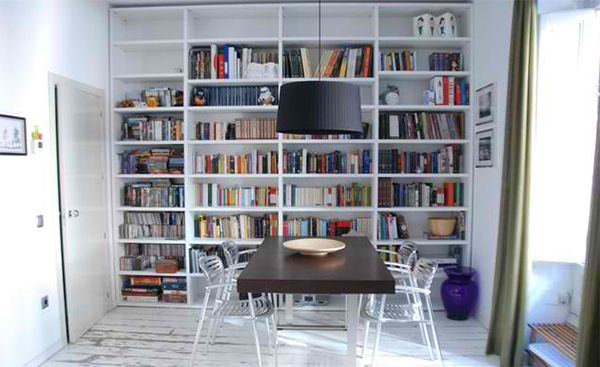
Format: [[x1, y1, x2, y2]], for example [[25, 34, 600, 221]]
[[429, 218, 456, 236], [283, 238, 346, 256]]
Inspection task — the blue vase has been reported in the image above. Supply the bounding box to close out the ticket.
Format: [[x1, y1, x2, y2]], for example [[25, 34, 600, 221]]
[[441, 266, 478, 320]]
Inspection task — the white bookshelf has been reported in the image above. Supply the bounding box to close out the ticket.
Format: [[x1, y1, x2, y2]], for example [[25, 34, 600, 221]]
[[109, 2, 474, 309]]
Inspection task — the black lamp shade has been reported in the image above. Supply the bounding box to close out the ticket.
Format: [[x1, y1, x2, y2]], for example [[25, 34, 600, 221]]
[[276, 81, 363, 135]]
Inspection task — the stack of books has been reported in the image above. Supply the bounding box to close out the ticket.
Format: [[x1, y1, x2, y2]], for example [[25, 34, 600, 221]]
[[283, 216, 372, 237], [119, 148, 184, 175], [189, 45, 278, 79], [379, 112, 465, 140], [192, 150, 278, 174], [161, 277, 187, 303], [378, 145, 462, 174], [123, 180, 184, 208], [195, 118, 277, 140], [379, 50, 417, 71], [196, 184, 277, 207], [121, 116, 183, 141], [190, 86, 279, 107], [119, 212, 185, 239], [121, 276, 163, 303], [194, 214, 278, 239], [283, 149, 372, 174], [428, 52, 463, 71], [311, 46, 373, 78], [378, 179, 464, 207], [378, 213, 410, 240], [283, 183, 371, 207]]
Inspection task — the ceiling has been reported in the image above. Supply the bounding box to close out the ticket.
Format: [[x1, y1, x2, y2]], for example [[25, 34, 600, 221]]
[[109, 0, 469, 8]]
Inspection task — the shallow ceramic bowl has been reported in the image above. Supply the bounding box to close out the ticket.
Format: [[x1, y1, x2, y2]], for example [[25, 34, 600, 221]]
[[429, 218, 457, 236], [283, 238, 346, 256]]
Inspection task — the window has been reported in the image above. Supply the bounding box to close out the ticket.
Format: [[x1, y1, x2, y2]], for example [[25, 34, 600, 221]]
[[529, 10, 600, 264]]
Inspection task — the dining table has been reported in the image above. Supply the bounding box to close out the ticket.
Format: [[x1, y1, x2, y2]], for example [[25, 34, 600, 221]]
[[237, 236, 396, 366]]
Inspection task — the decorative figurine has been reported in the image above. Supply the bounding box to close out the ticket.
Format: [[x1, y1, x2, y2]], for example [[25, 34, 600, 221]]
[[258, 87, 275, 105], [146, 95, 160, 108], [118, 99, 136, 108], [193, 88, 207, 106], [379, 84, 401, 105], [413, 14, 435, 37]]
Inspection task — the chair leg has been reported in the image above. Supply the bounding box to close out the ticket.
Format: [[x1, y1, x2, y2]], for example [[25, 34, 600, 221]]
[[425, 296, 444, 367], [266, 316, 273, 355], [360, 320, 370, 358], [370, 295, 386, 367], [248, 293, 263, 367], [416, 293, 434, 360], [189, 291, 211, 367], [271, 314, 278, 366], [204, 319, 215, 352]]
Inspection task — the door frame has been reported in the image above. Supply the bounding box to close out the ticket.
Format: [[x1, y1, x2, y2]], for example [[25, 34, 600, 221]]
[[48, 72, 114, 345]]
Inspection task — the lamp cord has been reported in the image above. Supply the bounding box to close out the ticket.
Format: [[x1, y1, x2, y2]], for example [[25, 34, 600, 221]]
[[318, 0, 321, 80]]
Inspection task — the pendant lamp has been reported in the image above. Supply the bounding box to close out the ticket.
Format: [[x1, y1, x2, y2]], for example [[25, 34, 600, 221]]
[[276, 0, 363, 135]]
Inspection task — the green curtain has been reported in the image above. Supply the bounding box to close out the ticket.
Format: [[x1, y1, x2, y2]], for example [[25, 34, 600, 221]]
[[577, 91, 600, 367], [485, 0, 537, 366]]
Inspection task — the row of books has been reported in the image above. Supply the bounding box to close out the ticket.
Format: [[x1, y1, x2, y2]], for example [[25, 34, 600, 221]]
[[315, 46, 373, 78], [282, 149, 372, 174], [194, 214, 278, 239], [378, 213, 409, 240], [379, 112, 465, 140], [378, 179, 465, 208], [119, 212, 185, 239], [378, 146, 462, 174], [429, 53, 463, 72], [192, 151, 278, 174], [141, 87, 184, 108], [121, 116, 184, 142], [379, 50, 417, 71], [124, 243, 185, 258], [282, 217, 372, 237], [428, 77, 469, 106], [123, 180, 184, 208], [282, 48, 311, 78], [283, 183, 372, 208], [190, 86, 278, 107], [119, 148, 184, 175], [189, 45, 278, 80], [282, 122, 370, 141], [196, 184, 278, 207], [122, 276, 187, 303], [195, 118, 277, 140]]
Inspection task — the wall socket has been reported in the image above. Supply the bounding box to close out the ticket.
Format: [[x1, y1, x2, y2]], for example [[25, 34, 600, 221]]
[[41, 295, 49, 309], [558, 292, 572, 305]]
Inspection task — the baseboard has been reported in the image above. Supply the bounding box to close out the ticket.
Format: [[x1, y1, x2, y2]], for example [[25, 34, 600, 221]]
[[22, 341, 63, 367]]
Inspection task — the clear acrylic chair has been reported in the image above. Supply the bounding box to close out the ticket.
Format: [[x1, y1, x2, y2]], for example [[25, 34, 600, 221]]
[[360, 258, 443, 367], [222, 240, 258, 281], [189, 255, 277, 367]]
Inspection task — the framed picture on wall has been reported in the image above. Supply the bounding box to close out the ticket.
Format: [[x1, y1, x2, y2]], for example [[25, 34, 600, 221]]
[[476, 83, 495, 125], [476, 129, 494, 167], [0, 114, 27, 155]]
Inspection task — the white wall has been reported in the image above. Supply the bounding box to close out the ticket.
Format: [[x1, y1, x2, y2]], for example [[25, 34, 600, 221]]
[[470, 0, 514, 329], [0, 1, 108, 366]]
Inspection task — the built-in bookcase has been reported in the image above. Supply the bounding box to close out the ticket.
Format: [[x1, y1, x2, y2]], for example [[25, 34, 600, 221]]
[[109, 2, 474, 310]]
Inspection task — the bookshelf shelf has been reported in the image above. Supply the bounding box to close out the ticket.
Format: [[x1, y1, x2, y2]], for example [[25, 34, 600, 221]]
[[118, 269, 187, 276], [110, 2, 474, 309], [378, 71, 471, 80], [114, 107, 184, 114], [116, 207, 185, 212], [378, 139, 470, 145], [377, 207, 468, 212]]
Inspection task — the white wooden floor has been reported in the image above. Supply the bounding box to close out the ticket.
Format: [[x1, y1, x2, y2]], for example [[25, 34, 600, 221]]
[[43, 306, 500, 367]]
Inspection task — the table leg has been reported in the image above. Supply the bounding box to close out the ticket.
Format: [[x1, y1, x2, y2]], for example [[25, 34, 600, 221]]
[[285, 294, 294, 325], [346, 294, 359, 367]]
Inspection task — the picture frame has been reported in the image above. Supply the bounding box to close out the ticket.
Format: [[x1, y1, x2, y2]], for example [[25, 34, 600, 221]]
[[476, 83, 495, 125], [476, 128, 494, 168], [0, 114, 27, 155]]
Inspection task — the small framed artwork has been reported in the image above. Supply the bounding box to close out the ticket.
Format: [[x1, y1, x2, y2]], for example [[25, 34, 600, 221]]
[[476, 129, 494, 167], [476, 83, 495, 125], [0, 114, 27, 155]]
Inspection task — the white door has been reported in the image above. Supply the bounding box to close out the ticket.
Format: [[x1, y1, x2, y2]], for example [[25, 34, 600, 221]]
[[55, 79, 110, 342]]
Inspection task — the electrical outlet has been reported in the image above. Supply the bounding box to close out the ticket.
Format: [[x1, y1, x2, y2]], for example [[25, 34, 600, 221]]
[[558, 292, 572, 305], [41, 295, 49, 309], [37, 215, 44, 228]]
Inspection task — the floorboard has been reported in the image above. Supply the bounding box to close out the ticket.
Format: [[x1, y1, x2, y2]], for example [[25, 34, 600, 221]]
[[43, 306, 499, 367]]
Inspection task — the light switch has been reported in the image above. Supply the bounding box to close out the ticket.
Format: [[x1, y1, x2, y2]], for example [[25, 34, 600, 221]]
[[37, 215, 44, 228]]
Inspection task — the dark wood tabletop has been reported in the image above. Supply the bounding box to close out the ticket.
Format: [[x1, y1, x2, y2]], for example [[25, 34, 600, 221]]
[[237, 236, 396, 294]]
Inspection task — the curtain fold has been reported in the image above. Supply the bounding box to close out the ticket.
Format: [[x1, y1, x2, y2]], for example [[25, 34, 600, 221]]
[[577, 86, 600, 367], [485, 0, 537, 366]]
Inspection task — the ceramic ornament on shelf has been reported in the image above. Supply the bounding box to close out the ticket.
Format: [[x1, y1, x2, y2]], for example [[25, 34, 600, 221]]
[[413, 14, 435, 37], [258, 87, 275, 105], [435, 13, 457, 38], [380, 84, 401, 105]]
